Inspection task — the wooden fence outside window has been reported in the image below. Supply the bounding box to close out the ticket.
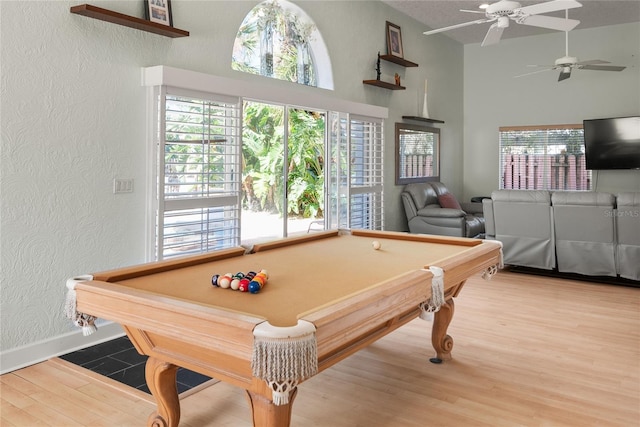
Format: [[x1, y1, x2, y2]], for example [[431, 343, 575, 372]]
[[501, 153, 591, 190]]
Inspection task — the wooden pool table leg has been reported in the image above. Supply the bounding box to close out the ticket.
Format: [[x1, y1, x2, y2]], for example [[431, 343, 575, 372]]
[[146, 357, 180, 427], [245, 387, 297, 427], [430, 297, 455, 363]]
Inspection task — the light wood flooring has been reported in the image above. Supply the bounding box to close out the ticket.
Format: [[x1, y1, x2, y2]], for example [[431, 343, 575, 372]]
[[2, 270, 639, 426]]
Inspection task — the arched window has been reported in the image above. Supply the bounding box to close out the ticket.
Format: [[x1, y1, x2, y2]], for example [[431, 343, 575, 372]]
[[232, 0, 333, 90]]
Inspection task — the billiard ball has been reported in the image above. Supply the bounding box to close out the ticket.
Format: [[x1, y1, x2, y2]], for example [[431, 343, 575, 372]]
[[372, 240, 381, 250], [238, 278, 250, 292], [248, 280, 261, 294], [218, 274, 232, 288]]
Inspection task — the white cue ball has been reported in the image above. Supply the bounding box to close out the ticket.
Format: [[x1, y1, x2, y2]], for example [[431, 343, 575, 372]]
[[372, 240, 381, 250]]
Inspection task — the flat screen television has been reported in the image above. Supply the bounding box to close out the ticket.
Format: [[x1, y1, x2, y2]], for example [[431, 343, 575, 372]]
[[583, 116, 640, 170]]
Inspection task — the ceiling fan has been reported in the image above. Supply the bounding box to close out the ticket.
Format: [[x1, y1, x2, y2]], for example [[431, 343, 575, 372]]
[[515, 10, 627, 81], [423, 0, 583, 46]]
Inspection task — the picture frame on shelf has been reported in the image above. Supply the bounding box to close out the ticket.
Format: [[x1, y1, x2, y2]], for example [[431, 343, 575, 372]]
[[145, 0, 173, 26], [386, 21, 404, 59]]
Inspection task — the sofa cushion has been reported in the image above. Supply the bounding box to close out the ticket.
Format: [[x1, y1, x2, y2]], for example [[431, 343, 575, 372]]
[[492, 189, 551, 204], [551, 191, 615, 206], [417, 206, 464, 218], [404, 183, 438, 210], [438, 193, 461, 210]]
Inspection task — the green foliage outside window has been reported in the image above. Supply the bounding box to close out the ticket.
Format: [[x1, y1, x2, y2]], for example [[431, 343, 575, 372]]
[[232, 0, 317, 86], [163, 97, 325, 220], [242, 103, 325, 219]]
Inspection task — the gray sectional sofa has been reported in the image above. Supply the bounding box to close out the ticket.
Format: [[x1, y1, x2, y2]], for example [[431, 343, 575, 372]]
[[483, 190, 640, 281]]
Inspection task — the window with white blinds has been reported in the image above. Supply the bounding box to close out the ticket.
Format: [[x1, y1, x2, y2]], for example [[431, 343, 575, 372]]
[[155, 91, 242, 259], [499, 124, 592, 191], [349, 117, 384, 229], [327, 113, 384, 230]]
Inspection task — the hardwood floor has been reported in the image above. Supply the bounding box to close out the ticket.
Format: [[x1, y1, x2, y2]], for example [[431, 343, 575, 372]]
[[2, 270, 638, 426]]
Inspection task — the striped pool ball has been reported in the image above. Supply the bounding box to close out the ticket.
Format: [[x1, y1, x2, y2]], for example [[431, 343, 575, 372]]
[[218, 274, 232, 289]]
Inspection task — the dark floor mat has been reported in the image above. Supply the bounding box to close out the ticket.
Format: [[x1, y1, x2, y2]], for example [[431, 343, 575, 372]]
[[59, 336, 212, 394]]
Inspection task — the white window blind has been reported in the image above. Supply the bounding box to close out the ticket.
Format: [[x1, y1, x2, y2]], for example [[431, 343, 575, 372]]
[[327, 114, 383, 230], [156, 91, 242, 259], [349, 117, 384, 229], [499, 124, 591, 191]]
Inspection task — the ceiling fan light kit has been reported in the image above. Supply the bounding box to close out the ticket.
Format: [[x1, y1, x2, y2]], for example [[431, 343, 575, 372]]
[[423, 0, 583, 46]]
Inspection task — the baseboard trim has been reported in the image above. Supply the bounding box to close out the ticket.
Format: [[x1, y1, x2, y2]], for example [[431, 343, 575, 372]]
[[505, 265, 640, 288], [0, 321, 125, 375]]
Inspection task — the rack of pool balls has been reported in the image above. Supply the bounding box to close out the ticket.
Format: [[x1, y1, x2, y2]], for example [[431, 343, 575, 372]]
[[211, 270, 269, 294]]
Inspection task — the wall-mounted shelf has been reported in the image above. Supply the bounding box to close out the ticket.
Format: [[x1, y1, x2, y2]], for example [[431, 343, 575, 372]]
[[379, 55, 418, 68], [363, 53, 417, 90], [402, 116, 445, 124], [70, 4, 190, 38], [363, 80, 406, 90]]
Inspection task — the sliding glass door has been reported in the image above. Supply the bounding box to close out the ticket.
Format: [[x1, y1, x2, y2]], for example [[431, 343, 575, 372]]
[[149, 88, 382, 260], [241, 101, 325, 243]]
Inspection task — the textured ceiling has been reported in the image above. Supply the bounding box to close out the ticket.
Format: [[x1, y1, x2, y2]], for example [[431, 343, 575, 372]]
[[382, 0, 640, 44]]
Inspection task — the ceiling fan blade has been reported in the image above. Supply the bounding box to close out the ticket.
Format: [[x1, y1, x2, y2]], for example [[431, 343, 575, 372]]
[[519, 15, 580, 31], [558, 69, 572, 81], [514, 68, 554, 78], [481, 23, 505, 46], [423, 19, 490, 36], [580, 64, 626, 72], [518, 0, 582, 16], [460, 9, 486, 14], [575, 59, 610, 66]]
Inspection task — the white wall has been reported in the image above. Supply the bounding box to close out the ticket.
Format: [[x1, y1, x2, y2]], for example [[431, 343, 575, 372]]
[[0, 0, 463, 371], [463, 23, 640, 200]]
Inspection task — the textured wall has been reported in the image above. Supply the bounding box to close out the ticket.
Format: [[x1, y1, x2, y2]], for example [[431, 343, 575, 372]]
[[1, 0, 152, 350], [0, 1, 464, 355]]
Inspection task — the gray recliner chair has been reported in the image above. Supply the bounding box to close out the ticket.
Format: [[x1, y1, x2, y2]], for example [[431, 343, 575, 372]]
[[552, 191, 617, 277], [616, 193, 640, 281], [484, 190, 555, 270], [401, 182, 485, 238]]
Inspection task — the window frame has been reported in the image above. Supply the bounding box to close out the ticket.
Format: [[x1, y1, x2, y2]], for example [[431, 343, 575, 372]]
[[394, 122, 440, 185], [232, 0, 334, 90]]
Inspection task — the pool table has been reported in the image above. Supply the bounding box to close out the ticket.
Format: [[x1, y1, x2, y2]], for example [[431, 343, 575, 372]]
[[69, 229, 501, 427]]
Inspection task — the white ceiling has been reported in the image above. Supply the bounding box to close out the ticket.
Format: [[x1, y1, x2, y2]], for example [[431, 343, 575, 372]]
[[382, 0, 640, 45]]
